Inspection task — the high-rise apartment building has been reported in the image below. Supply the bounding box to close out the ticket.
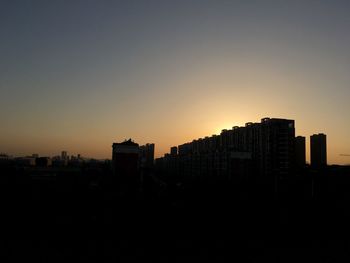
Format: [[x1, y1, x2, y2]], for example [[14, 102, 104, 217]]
[[170, 146, 178, 156], [310, 133, 327, 168], [156, 117, 296, 178], [260, 118, 295, 176], [112, 139, 140, 178], [295, 136, 306, 168], [139, 143, 155, 168]]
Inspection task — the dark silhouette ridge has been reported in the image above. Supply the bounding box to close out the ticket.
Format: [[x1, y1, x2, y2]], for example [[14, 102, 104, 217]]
[[1, 118, 350, 261]]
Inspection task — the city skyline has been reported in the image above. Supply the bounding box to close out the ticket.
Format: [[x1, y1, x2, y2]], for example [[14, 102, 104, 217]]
[[1, 1, 350, 164], [2, 2, 350, 260], [0, 117, 330, 166], [0, 116, 346, 165]]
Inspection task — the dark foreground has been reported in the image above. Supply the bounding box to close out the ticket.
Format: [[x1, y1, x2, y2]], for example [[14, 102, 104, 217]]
[[1, 164, 350, 262]]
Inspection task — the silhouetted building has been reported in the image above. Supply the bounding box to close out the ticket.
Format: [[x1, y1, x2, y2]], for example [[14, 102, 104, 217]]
[[139, 143, 155, 168], [295, 136, 306, 168], [156, 117, 296, 179], [170, 146, 178, 156], [112, 139, 140, 178], [229, 151, 253, 178], [260, 118, 295, 176], [15, 157, 36, 166], [52, 159, 67, 167], [36, 157, 52, 167], [0, 153, 10, 161], [61, 151, 68, 161], [310, 133, 327, 168], [0, 154, 11, 165]]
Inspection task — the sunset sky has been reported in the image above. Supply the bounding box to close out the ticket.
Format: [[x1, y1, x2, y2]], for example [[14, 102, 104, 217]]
[[1, 0, 350, 164]]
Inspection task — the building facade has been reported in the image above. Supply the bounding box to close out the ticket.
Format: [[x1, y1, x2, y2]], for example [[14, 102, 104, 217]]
[[139, 143, 155, 169], [112, 139, 140, 178], [310, 133, 327, 168], [295, 136, 306, 168], [156, 117, 296, 178]]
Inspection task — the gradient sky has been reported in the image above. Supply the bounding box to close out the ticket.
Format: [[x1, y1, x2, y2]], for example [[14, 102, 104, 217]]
[[1, 0, 350, 164]]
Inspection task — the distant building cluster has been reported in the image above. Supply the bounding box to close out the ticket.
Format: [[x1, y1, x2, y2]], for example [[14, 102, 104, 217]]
[[155, 117, 328, 178], [1, 117, 328, 178], [294, 133, 327, 169], [0, 151, 85, 168], [51, 151, 84, 167]]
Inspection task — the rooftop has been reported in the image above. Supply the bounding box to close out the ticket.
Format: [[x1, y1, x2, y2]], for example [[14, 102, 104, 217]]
[[112, 138, 139, 147]]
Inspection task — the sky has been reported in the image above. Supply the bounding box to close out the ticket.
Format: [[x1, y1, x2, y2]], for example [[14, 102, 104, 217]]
[[1, 0, 350, 164]]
